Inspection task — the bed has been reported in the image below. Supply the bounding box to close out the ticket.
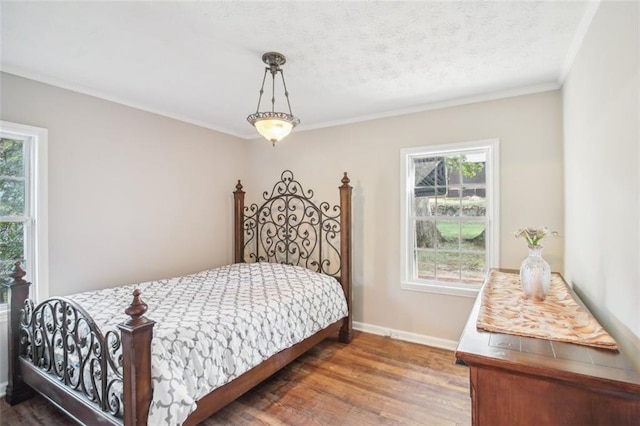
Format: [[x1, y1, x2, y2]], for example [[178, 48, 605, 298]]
[[4, 170, 353, 425]]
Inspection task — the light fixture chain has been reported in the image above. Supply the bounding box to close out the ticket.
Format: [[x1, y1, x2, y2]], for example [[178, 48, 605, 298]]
[[279, 70, 294, 116], [255, 68, 269, 113], [270, 68, 276, 113]]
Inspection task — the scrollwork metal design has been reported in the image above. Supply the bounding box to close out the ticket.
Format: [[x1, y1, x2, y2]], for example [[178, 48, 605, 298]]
[[19, 297, 124, 417], [243, 170, 342, 276]]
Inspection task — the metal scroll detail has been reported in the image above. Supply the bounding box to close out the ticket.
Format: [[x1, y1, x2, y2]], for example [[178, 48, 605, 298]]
[[19, 297, 124, 417], [243, 170, 342, 277]]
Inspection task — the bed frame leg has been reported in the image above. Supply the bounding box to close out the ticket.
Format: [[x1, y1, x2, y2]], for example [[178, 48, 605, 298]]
[[118, 289, 155, 426], [4, 262, 35, 405], [339, 320, 353, 343]]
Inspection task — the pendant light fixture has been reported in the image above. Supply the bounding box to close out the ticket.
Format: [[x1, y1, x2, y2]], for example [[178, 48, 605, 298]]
[[247, 52, 300, 146]]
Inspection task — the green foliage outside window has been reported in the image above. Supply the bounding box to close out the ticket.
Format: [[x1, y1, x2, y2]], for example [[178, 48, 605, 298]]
[[445, 155, 484, 178], [0, 138, 26, 303]]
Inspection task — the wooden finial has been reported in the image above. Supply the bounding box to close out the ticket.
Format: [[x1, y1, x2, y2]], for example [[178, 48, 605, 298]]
[[10, 262, 26, 281], [341, 172, 350, 187], [124, 289, 148, 321], [235, 180, 244, 192]]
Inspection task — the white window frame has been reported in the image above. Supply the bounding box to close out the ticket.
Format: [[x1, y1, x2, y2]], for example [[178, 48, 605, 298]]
[[0, 121, 48, 316], [400, 139, 499, 297]]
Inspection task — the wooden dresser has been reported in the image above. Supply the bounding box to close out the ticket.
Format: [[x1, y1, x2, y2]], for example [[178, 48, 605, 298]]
[[455, 270, 640, 426]]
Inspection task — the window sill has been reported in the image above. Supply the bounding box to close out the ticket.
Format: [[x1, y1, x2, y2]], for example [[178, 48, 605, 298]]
[[401, 280, 480, 298]]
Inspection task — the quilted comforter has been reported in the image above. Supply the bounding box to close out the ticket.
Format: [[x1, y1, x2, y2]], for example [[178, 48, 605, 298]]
[[69, 262, 348, 425]]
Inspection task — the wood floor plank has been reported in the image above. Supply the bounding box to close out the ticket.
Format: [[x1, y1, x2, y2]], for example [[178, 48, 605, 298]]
[[0, 332, 471, 425]]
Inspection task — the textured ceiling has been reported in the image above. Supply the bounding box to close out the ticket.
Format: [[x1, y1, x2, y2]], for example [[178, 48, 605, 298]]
[[1, 1, 594, 139]]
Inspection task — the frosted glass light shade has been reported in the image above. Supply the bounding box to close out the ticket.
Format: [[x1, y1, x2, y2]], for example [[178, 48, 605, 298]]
[[255, 119, 293, 144], [247, 111, 300, 146]]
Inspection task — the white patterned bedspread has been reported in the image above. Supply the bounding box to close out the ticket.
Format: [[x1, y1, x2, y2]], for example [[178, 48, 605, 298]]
[[68, 262, 348, 425]]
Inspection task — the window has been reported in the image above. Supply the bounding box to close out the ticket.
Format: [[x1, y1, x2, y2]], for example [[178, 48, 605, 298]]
[[400, 139, 499, 297], [0, 121, 48, 310]]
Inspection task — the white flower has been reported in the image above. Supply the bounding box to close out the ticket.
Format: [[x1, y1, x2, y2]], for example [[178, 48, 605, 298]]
[[514, 226, 559, 246]]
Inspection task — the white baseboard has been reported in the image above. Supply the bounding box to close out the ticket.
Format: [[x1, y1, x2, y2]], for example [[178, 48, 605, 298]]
[[0, 381, 7, 398], [353, 321, 459, 351]]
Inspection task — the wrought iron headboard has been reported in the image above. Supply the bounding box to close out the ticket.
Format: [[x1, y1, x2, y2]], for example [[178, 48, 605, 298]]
[[233, 170, 351, 279]]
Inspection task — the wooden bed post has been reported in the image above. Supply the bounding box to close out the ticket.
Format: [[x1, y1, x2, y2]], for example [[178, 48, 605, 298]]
[[339, 172, 353, 343], [118, 290, 155, 426], [4, 262, 35, 405], [233, 180, 245, 264]]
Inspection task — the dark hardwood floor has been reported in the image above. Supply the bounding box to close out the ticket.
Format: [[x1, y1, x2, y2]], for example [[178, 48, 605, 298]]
[[1, 332, 471, 425]]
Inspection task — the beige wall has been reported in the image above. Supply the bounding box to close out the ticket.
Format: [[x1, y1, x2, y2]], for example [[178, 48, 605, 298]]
[[0, 72, 245, 297], [244, 90, 564, 343], [562, 1, 640, 367]]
